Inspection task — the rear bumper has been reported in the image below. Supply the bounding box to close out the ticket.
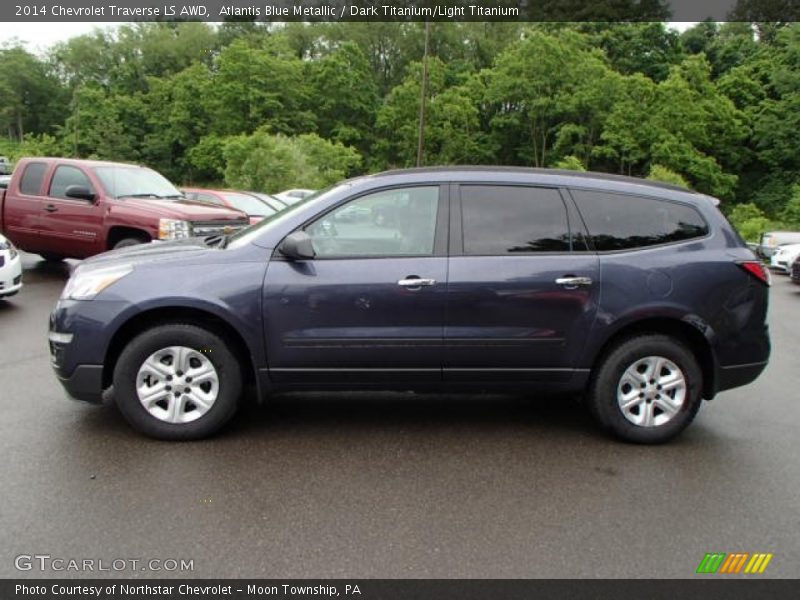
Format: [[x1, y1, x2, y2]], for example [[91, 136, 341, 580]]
[[716, 361, 768, 395]]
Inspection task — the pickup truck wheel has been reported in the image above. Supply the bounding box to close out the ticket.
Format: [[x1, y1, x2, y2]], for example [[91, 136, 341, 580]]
[[114, 237, 147, 250], [587, 334, 703, 444], [113, 323, 242, 440], [40, 253, 64, 262]]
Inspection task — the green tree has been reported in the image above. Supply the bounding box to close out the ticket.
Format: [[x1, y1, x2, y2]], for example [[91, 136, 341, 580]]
[[583, 22, 684, 81], [59, 85, 138, 162], [779, 185, 800, 226], [0, 45, 67, 139], [206, 37, 314, 137], [310, 42, 379, 150], [484, 30, 619, 168], [223, 129, 361, 192], [553, 155, 587, 171], [727, 202, 772, 242], [647, 164, 689, 188]]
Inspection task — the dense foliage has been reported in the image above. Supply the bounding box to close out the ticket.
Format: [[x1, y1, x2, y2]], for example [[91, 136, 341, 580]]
[[1, 20, 800, 238]]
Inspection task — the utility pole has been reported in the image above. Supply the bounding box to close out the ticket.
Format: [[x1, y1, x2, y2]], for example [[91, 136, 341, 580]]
[[416, 20, 431, 168], [72, 86, 80, 158]]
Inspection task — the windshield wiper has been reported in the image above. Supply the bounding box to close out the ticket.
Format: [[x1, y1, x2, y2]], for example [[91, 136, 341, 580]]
[[122, 193, 166, 199], [203, 234, 229, 249]]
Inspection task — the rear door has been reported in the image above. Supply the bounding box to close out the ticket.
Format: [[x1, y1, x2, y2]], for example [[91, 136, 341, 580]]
[[263, 185, 448, 385], [444, 184, 599, 382], [36, 164, 104, 258], [2, 161, 47, 251]]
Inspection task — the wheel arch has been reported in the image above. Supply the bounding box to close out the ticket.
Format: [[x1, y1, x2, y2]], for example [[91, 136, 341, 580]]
[[107, 226, 151, 249], [587, 316, 718, 400], [102, 306, 258, 398]]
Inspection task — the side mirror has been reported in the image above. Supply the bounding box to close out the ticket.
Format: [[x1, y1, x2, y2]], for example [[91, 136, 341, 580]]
[[65, 185, 96, 202], [279, 230, 316, 260]]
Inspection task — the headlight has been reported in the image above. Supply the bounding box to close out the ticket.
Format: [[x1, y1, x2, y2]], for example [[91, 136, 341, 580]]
[[60, 265, 133, 301], [158, 219, 192, 240], [0, 238, 17, 258]]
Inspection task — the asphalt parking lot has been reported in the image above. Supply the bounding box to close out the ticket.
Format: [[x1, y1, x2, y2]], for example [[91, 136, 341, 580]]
[[1, 252, 798, 579]]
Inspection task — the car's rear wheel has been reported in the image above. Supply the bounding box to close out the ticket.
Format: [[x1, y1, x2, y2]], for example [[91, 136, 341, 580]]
[[587, 334, 703, 444], [113, 323, 242, 440]]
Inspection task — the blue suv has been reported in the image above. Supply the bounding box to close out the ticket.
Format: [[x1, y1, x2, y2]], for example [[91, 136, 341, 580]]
[[49, 168, 770, 443]]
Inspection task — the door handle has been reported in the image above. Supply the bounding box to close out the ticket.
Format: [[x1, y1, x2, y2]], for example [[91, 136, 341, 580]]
[[398, 277, 436, 288], [555, 276, 593, 288], [44, 204, 58, 213]]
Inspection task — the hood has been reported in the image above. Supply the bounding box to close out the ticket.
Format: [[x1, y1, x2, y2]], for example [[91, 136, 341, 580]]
[[114, 196, 248, 221], [80, 237, 214, 270]]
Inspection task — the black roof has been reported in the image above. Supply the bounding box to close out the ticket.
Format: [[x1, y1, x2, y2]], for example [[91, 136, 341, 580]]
[[371, 166, 699, 195]]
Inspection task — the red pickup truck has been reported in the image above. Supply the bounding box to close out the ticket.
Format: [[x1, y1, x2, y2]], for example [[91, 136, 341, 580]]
[[0, 158, 250, 260]]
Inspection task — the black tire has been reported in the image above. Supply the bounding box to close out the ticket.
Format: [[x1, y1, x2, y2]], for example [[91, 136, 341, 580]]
[[39, 253, 65, 262], [113, 323, 242, 440], [587, 334, 703, 444], [113, 237, 147, 250]]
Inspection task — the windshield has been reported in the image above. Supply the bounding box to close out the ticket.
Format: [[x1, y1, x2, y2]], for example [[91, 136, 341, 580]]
[[222, 192, 276, 217], [94, 166, 182, 199], [252, 192, 287, 211], [227, 183, 351, 250]]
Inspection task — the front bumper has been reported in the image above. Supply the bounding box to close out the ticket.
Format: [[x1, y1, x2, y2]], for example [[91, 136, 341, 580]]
[[0, 253, 22, 297], [55, 364, 105, 403], [49, 298, 130, 404]]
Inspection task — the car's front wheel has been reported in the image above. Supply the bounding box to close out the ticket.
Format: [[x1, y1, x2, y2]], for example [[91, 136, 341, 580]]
[[113, 323, 242, 440], [587, 334, 703, 444]]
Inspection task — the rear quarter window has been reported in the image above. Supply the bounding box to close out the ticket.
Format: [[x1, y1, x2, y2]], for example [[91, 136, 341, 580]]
[[19, 162, 47, 196], [572, 190, 709, 251]]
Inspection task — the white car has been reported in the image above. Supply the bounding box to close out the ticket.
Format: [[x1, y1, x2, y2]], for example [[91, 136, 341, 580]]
[[769, 243, 800, 274], [273, 188, 315, 205], [0, 233, 22, 298]]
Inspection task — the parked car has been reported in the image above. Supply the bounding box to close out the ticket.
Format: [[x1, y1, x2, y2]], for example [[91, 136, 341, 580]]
[[0, 158, 249, 260], [49, 167, 770, 443], [249, 192, 289, 213], [0, 175, 11, 189], [769, 243, 800, 274], [0, 232, 22, 298], [274, 188, 315, 205], [758, 231, 800, 259], [183, 188, 277, 225], [0, 156, 12, 175]]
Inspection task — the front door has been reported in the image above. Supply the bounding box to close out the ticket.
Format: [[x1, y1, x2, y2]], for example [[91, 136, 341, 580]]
[[444, 184, 599, 382], [37, 164, 103, 258], [263, 185, 448, 385]]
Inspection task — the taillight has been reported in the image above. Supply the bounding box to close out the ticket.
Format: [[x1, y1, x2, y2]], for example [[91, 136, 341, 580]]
[[738, 261, 771, 286]]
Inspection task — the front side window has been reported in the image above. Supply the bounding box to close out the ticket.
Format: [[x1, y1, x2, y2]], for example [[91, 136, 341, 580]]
[[460, 185, 571, 254], [49, 166, 94, 199], [306, 186, 439, 258], [19, 162, 47, 196], [572, 190, 709, 251]]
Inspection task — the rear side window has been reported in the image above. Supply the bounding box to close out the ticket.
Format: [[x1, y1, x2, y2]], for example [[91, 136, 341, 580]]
[[461, 185, 570, 254], [572, 190, 708, 251], [19, 162, 47, 196], [49, 166, 93, 199]]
